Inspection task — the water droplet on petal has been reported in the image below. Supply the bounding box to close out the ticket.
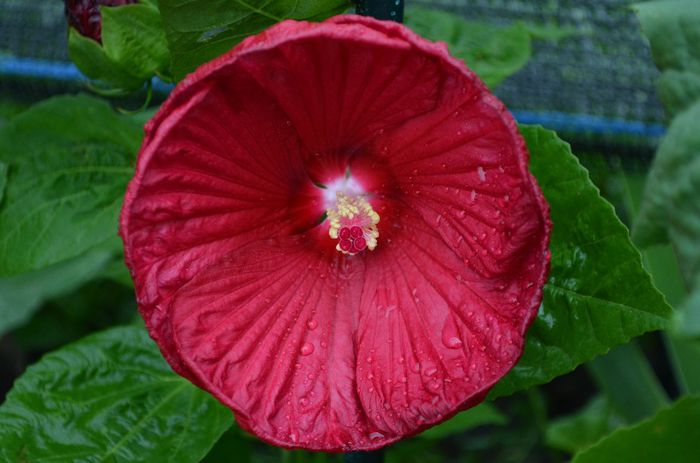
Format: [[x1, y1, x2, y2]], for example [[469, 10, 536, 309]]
[[477, 166, 486, 182], [369, 432, 385, 440], [307, 319, 317, 330], [300, 343, 314, 356], [445, 337, 463, 349], [424, 366, 438, 377]]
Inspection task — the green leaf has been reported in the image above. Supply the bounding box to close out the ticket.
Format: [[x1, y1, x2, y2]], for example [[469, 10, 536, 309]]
[[68, 28, 145, 91], [491, 126, 672, 397], [405, 7, 531, 88], [632, 101, 700, 333], [587, 342, 668, 422], [202, 426, 252, 463], [620, 161, 700, 395], [0, 325, 233, 462], [546, 396, 625, 454], [417, 403, 506, 440], [634, 0, 700, 117], [657, 70, 700, 119], [0, 247, 112, 337], [159, 0, 352, 80], [572, 395, 700, 463], [0, 95, 141, 276], [0, 160, 7, 203], [101, 3, 171, 81]]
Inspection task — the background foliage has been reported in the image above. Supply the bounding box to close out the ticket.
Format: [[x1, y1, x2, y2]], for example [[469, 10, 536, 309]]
[[0, 0, 698, 462]]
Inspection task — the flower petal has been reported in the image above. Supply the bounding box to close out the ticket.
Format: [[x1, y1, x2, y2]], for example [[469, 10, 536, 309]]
[[169, 239, 373, 450], [120, 60, 313, 378], [355, 202, 548, 438]]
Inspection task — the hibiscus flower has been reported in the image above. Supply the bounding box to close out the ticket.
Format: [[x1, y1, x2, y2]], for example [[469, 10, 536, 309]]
[[120, 15, 551, 451]]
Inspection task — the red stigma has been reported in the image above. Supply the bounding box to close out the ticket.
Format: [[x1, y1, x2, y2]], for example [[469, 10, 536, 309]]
[[338, 226, 368, 254]]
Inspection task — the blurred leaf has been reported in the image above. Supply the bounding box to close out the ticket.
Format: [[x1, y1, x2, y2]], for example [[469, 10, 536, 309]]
[[159, 0, 352, 80], [14, 278, 137, 352], [0, 248, 112, 337], [0, 161, 6, 202], [633, 101, 700, 335], [572, 395, 700, 463], [523, 22, 580, 42], [622, 161, 700, 395], [0, 95, 141, 276], [202, 426, 251, 463], [633, 99, 700, 250], [386, 438, 441, 463], [546, 396, 625, 454], [68, 28, 144, 91], [633, 2, 700, 346], [417, 403, 506, 440], [491, 126, 672, 397], [405, 7, 531, 88], [0, 325, 232, 462], [588, 342, 668, 422], [634, 0, 700, 117], [102, 3, 171, 80], [666, 337, 700, 394], [101, 252, 134, 287], [657, 70, 700, 119]]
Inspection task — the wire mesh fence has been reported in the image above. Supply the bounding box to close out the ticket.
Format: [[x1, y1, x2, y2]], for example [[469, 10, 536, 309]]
[[0, 0, 666, 152]]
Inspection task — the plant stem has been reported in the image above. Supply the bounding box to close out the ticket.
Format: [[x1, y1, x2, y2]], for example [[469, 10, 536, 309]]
[[355, 0, 404, 22]]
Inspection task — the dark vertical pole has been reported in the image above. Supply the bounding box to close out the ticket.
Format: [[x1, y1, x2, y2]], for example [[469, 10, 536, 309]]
[[355, 0, 405, 23], [342, 3, 403, 463]]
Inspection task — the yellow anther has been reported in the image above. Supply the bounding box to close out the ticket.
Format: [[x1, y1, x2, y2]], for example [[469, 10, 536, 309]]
[[327, 192, 380, 255]]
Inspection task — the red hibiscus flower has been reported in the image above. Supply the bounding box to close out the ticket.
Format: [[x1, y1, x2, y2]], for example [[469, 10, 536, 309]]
[[64, 0, 137, 42], [120, 15, 551, 451]]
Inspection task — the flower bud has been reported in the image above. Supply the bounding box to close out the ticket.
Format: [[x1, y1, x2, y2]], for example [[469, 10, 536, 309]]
[[65, 0, 138, 43]]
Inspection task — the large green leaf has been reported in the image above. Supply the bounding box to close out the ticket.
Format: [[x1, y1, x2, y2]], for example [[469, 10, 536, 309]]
[[634, 0, 700, 118], [159, 0, 352, 80], [0, 248, 112, 337], [491, 126, 672, 397], [0, 325, 233, 462], [0, 95, 141, 276], [572, 395, 700, 463], [405, 7, 532, 89]]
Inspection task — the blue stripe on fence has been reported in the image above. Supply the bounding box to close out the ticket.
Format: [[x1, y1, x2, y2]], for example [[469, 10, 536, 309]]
[[1, 57, 666, 137]]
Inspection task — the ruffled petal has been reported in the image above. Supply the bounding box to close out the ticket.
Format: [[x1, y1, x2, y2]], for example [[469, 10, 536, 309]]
[[169, 239, 372, 451], [120, 61, 315, 378], [354, 202, 547, 439]]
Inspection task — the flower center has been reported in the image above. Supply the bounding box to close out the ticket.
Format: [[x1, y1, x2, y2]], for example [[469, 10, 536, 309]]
[[327, 191, 380, 255]]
